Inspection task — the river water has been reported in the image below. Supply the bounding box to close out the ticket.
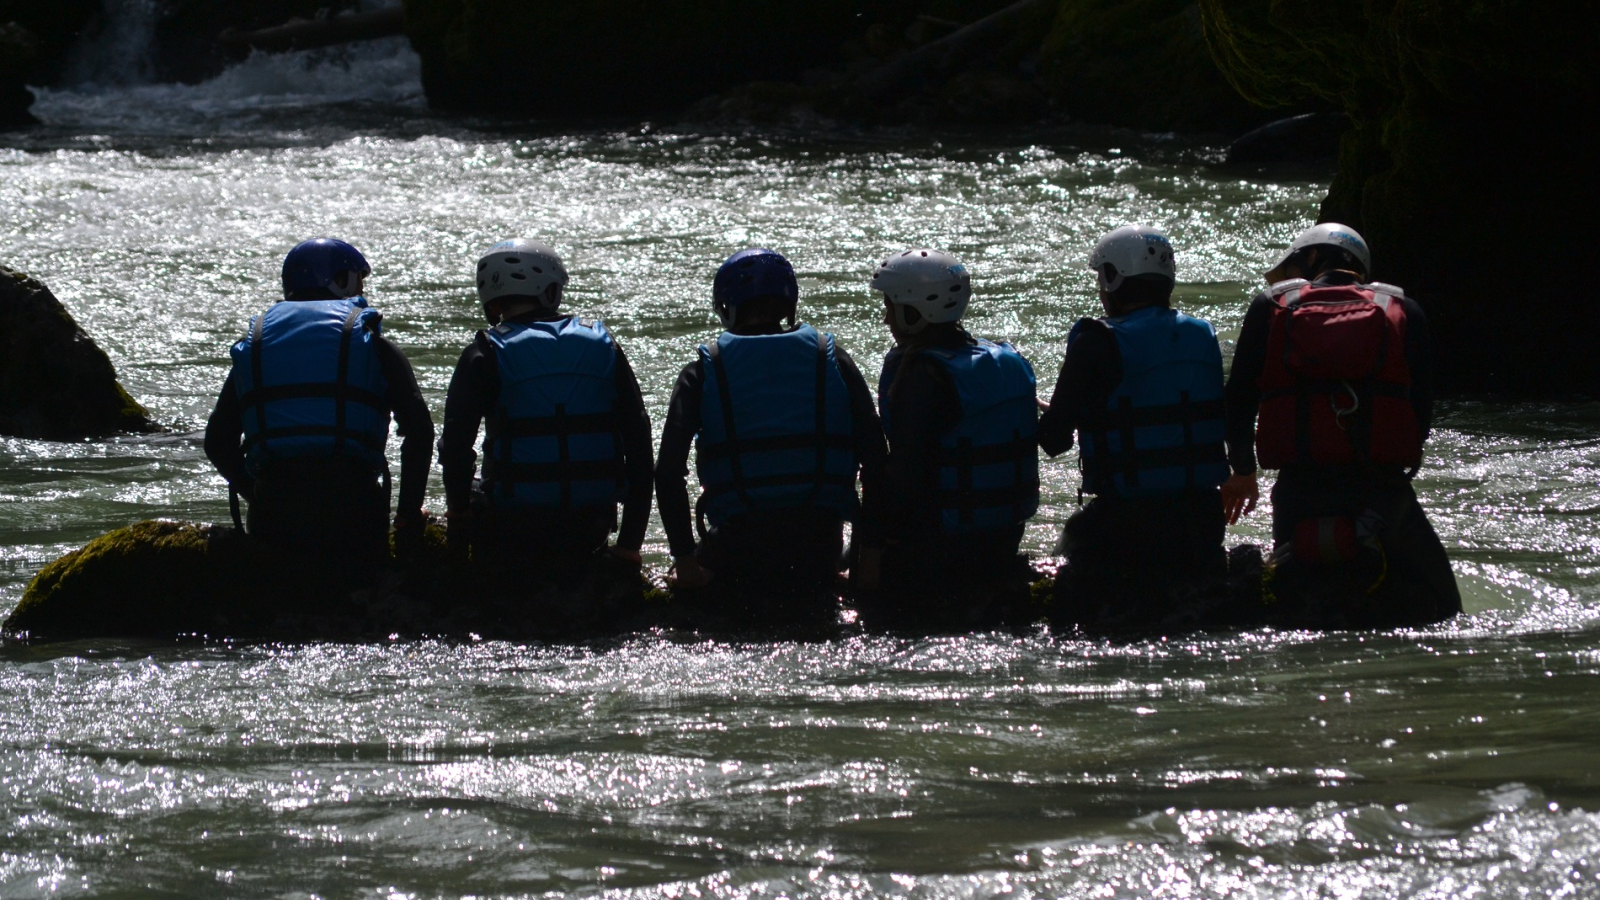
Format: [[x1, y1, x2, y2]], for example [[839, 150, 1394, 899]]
[[4, 34, 1600, 899]]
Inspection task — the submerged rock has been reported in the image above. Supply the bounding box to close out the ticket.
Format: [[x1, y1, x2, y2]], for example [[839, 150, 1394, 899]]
[[5, 520, 1456, 643], [0, 266, 156, 440], [1199, 0, 1600, 394]]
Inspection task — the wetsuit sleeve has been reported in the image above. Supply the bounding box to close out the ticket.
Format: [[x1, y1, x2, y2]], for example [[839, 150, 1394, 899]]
[[438, 334, 496, 515], [203, 371, 252, 499], [833, 345, 887, 548], [1402, 296, 1434, 441], [374, 334, 435, 516], [1037, 320, 1120, 458], [654, 360, 703, 560], [880, 354, 960, 543], [611, 343, 655, 552], [1223, 293, 1275, 475]]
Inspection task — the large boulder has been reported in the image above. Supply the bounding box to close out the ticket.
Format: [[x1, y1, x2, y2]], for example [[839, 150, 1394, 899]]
[[1200, 0, 1600, 394], [0, 266, 156, 440], [0, 21, 39, 128]]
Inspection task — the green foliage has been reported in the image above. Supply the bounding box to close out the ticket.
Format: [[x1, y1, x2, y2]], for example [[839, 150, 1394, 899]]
[[1041, 0, 1268, 131], [1199, 0, 1600, 393]]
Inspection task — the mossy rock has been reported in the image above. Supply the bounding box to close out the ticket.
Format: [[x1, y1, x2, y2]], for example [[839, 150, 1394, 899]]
[[0, 266, 156, 440], [1199, 0, 1600, 394]]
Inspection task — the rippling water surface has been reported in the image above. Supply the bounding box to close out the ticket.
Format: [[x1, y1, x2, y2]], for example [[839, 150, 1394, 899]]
[[4, 38, 1600, 899]]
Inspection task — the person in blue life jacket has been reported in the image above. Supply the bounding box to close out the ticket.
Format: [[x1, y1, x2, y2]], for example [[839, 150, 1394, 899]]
[[436, 239, 654, 571], [860, 249, 1041, 621], [654, 248, 887, 595], [1036, 225, 1258, 629], [204, 238, 435, 573]]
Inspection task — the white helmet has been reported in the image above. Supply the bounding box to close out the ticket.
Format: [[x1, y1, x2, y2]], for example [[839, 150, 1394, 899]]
[[1269, 223, 1371, 279], [871, 248, 972, 334], [476, 239, 569, 310], [1087, 225, 1176, 292]]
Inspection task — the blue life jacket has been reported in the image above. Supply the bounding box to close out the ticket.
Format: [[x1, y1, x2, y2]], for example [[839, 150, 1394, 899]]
[[696, 324, 858, 529], [230, 297, 390, 476], [880, 339, 1040, 535], [481, 317, 626, 510], [1076, 306, 1230, 497]]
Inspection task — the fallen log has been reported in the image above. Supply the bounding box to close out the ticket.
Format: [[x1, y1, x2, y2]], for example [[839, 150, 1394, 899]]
[[218, 7, 404, 55], [855, 0, 1054, 100]]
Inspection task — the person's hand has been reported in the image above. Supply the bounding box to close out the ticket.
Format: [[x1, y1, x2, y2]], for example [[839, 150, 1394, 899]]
[[605, 545, 642, 569], [851, 545, 883, 591], [667, 555, 713, 588], [1220, 473, 1259, 525], [1037, 397, 1050, 412]]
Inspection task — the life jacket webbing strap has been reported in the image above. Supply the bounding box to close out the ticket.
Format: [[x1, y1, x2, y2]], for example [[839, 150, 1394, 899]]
[[237, 383, 386, 410], [697, 433, 854, 461], [1262, 381, 1409, 400], [242, 425, 386, 454], [556, 403, 571, 509], [249, 315, 268, 455], [333, 305, 362, 459], [1101, 397, 1226, 430], [934, 436, 1036, 467], [957, 436, 975, 527], [705, 340, 755, 512], [1180, 390, 1195, 490], [481, 458, 627, 483], [700, 471, 856, 501], [492, 410, 618, 438], [813, 335, 828, 501], [1118, 395, 1139, 490]]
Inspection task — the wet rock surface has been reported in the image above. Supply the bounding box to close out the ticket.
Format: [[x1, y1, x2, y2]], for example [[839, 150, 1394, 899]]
[[0, 265, 156, 440], [4, 521, 1457, 643], [1201, 0, 1600, 394]]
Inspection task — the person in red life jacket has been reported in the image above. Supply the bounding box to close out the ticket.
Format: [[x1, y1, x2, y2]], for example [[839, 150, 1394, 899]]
[[436, 240, 653, 573], [1224, 223, 1461, 625], [860, 249, 1040, 629], [1036, 226, 1256, 629], [654, 249, 886, 602], [205, 238, 435, 574]]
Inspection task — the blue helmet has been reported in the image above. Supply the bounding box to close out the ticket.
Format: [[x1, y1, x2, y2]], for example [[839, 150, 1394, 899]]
[[713, 248, 798, 328], [281, 238, 372, 300]]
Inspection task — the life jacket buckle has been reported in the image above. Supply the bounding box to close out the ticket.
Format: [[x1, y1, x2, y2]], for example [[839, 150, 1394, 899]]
[[1331, 379, 1360, 429]]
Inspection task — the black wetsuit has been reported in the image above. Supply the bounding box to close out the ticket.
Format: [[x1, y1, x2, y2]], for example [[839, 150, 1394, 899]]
[[654, 323, 886, 589], [205, 323, 434, 569], [877, 328, 1032, 593], [436, 310, 654, 564], [1224, 271, 1460, 624], [1038, 311, 1239, 627]]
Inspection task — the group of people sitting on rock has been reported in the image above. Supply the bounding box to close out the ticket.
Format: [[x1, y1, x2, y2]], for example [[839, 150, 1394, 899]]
[[203, 223, 1462, 632]]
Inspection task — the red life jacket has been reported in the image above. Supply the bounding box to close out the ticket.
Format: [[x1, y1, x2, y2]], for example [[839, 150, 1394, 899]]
[[1255, 279, 1422, 469]]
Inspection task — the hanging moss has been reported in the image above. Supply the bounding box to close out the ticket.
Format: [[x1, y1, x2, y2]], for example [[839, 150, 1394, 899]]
[[1198, 0, 1600, 393]]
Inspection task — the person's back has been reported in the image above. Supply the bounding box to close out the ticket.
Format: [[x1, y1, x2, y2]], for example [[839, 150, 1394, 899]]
[[1038, 226, 1250, 631], [205, 238, 434, 580], [437, 240, 653, 579], [867, 249, 1040, 627], [655, 248, 885, 615], [1224, 223, 1460, 626]]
